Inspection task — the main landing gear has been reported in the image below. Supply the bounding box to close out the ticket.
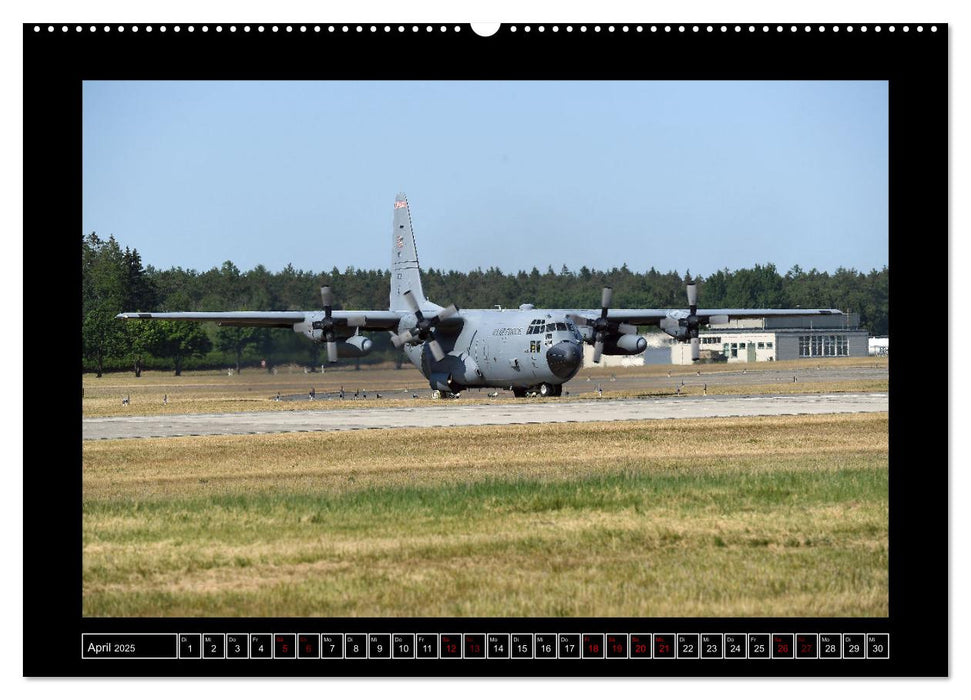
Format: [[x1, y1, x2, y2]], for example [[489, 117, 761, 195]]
[[431, 390, 462, 400], [512, 383, 562, 398]]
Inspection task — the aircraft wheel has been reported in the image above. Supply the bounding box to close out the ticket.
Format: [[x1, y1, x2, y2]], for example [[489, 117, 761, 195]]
[[538, 383, 554, 397], [432, 390, 442, 400]]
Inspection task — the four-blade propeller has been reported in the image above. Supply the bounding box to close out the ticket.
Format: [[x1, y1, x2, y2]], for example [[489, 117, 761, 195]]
[[657, 279, 729, 360], [313, 286, 341, 363], [312, 286, 365, 363], [390, 290, 459, 362], [570, 286, 636, 363]]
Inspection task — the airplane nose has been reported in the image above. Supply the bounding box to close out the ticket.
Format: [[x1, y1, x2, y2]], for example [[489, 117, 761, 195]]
[[546, 340, 583, 380]]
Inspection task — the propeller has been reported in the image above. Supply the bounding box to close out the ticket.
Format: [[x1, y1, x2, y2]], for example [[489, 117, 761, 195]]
[[569, 286, 637, 363], [659, 278, 730, 361], [312, 286, 365, 363], [593, 287, 611, 363], [320, 286, 338, 363], [686, 280, 701, 360], [390, 290, 459, 362]]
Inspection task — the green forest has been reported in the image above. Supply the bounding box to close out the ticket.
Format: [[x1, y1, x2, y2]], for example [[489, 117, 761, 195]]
[[82, 232, 889, 376]]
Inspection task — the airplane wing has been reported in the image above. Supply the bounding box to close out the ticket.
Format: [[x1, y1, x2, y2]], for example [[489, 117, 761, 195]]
[[598, 308, 844, 326], [562, 286, 843, 328], [565, 301, 844, 362], [115, 310, 404, 330]]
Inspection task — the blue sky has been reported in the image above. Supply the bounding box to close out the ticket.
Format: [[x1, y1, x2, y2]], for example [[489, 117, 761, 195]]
[[82, 80, 887, 277]]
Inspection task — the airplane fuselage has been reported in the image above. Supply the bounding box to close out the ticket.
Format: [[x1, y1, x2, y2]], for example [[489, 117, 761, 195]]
[[400, 308, 584, 396]]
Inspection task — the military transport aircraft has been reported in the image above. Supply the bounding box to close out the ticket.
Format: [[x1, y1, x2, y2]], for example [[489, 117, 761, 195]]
[[118, 194, 843, 398]]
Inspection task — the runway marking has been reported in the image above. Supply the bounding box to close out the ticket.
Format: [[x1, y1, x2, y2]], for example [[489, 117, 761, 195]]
[[82, 393, 889, 441]]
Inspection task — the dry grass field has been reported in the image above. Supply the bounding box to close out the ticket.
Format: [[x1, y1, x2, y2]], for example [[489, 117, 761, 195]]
[[82, 412, 889, 618]]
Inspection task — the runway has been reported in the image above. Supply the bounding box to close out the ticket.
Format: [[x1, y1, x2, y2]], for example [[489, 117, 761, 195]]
[[83, 392, 889, 440]]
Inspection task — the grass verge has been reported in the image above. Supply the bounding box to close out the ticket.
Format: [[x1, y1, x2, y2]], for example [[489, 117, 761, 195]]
[[83, 413, 888, 617]]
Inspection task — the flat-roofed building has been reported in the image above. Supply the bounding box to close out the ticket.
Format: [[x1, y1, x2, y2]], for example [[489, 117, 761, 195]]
[[671, 313, 869, 365]]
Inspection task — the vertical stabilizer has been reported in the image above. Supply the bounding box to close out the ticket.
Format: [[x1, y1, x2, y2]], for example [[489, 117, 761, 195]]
[[390, 193, 432, 312]]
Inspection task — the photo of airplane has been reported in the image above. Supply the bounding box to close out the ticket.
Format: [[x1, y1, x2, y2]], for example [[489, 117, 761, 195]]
[[118, 193, 843, 398]]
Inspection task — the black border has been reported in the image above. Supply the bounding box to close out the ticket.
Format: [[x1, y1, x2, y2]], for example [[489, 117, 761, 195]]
[[24, 22, 947, 677]]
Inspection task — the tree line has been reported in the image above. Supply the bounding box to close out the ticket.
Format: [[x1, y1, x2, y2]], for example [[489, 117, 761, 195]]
[[82, 232, 889, 376]]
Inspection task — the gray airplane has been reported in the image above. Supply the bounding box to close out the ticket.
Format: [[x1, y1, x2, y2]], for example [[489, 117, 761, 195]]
[[118, 193, 843, 398]]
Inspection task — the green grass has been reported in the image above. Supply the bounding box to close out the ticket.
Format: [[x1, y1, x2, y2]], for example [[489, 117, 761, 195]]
[[83, 416, 888, 617]]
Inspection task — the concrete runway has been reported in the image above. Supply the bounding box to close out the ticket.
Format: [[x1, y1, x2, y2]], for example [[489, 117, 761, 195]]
[[83, 392, 888, 440]]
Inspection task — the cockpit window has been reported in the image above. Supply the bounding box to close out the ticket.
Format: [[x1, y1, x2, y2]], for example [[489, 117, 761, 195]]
[[526, 319, 582, 335], [565, 320, 582, 341]]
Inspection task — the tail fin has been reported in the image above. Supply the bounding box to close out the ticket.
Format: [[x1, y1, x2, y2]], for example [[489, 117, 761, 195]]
[[390, 193, 431, 312]]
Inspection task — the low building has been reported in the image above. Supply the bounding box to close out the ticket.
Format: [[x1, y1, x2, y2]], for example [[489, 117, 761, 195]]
[[869, 336, 889, 356], [672, 312, 868, 364]]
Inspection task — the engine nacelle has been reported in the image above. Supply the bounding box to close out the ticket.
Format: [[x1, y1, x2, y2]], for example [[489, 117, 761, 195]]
[[336, 335, 373, 358], [602, 333, 648, 356], [660, 311, 691, 341]]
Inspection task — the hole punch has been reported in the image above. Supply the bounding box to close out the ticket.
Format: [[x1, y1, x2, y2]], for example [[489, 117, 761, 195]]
[[471, 23, 500, 37]]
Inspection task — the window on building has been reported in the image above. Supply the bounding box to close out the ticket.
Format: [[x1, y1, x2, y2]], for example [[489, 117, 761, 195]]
[[799, 334, 848, 357], [757, 342, 765, 349], [767, 342, 773, 349]]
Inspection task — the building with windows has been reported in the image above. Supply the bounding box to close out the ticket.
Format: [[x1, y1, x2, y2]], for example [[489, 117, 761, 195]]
[[670, 312, 868, 364]]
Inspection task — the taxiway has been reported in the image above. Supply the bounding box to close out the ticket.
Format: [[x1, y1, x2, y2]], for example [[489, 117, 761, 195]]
[[83, 392, 889, 440]]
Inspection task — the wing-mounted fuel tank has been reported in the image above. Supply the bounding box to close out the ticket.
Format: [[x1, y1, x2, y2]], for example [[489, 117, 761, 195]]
[[602, 333, 647, 356], [295, 316, 373, 358], [573, 325, 645, 356], [337, 334, 373, 358]]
